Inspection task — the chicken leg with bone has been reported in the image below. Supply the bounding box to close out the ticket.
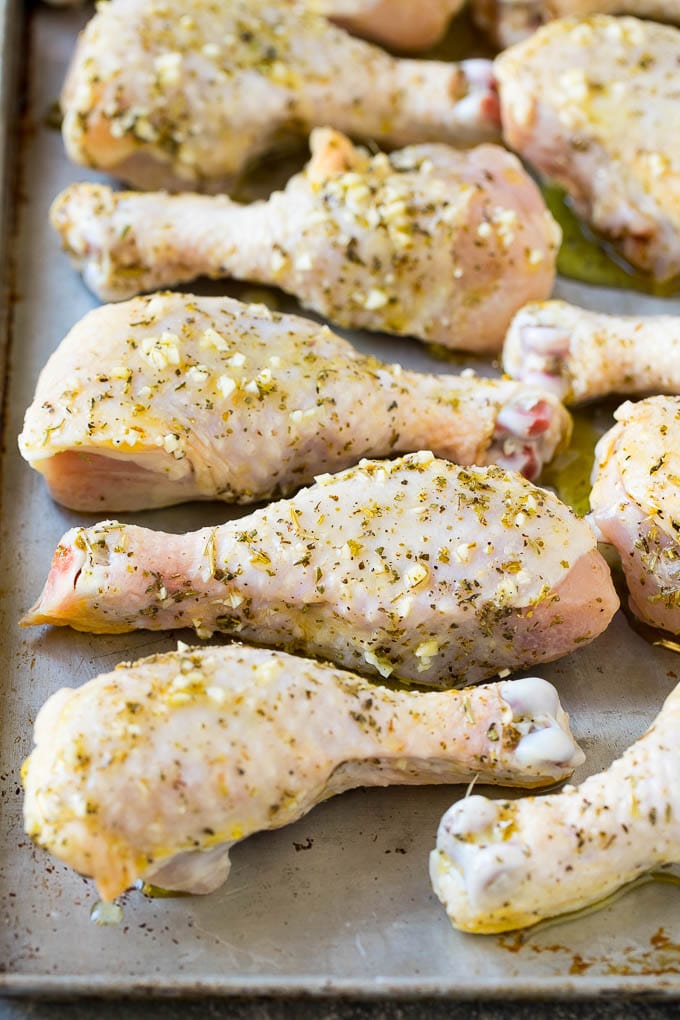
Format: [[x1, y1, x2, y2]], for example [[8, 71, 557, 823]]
[[473, 0, 680, 49], [48, 0, 464, 50], [19, 292, 571, 513], [590, 395, 680, 635], [50, 0, 465, 52], [431, 679, 680, 933], [24, 452, 619, 688], [61, 0, 499, 193], [496, 16, 680, 281], [313, 0, 465, 50], [502, 300, 680, 405], [51, 131, 560, 353], [23, 643, 584, 902]]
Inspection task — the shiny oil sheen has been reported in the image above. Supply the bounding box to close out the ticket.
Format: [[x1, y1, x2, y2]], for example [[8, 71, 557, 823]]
[[543, 185, 680, 298]]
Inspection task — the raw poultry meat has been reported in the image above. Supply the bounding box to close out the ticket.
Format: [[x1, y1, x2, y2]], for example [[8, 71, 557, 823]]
[[502, 300, 680, 404], [317, 0, 465, 50], [496, 16, 680, 281], [51, 129, 560, 352], [60, 0, 499, 192], [590, 395, 680, 634], [23, 643, 585, 901], [473, 0, 680, 49], [23, 452, 619, 687], [430, 679, 680, 933], [19, 292, 572, 512], [48, 0, 465, 50]]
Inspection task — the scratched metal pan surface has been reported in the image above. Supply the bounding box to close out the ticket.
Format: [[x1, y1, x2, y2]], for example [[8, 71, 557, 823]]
[[1, 0, 679, 999]]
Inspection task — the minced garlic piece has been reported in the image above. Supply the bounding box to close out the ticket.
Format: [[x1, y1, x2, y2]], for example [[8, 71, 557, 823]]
[[415, 638, 439, 670], [364, 289, 389, 311], [216, 375, 236, 398], [364, 650, 394, 678], [455, 542, 476, 563], [161, 432, 184, 457], [141, 332, 181, 370], [404, 563, 429, 589], [201, 327, 229, 352]]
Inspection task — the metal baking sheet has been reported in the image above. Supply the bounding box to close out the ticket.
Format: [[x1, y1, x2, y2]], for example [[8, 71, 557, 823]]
[[1, 0, 679, 999]]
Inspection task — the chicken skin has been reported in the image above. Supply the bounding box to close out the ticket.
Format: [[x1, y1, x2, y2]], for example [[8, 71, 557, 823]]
[[590, 396, 680, 634], [61, 0, 499, 192], [430, 679, 680, 933], [496, 16, 680, 281], [23, 643, 585, 902], [317, 0, 465, 50], [473, 0, 680, 49], [51, 130, 560, 352], [19, 292, 571, 512], [503, 300, 680, 404], [24, 452, 619, 687]]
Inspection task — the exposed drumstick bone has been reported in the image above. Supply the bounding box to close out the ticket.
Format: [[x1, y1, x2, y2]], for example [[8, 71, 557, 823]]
[[503, 300, 680, 404]]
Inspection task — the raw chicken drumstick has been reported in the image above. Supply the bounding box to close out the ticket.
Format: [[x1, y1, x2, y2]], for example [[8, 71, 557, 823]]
[[19, 292, 572, 512], [503, 300, 680, 404], [51, 130, 560, 352], [61, 0, 499, 192], [48, 0, 465, 50], [473, 0, 680, 49], [23, 643, 585, 901], [316, 0, 465, 50], [590, 396, 680, 634], [430, 679, 680, 933], [496, 16, 680, 281], [24, 452, 619, 687]]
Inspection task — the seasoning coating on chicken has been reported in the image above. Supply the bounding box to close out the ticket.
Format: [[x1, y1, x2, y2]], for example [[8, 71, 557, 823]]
[[23, 643, 585, 902], [430, 680, 680, 933], [317, 0, 465, 50], [61, 0, 499, 192], [51, 131, 560, 353], [503, 300, 680, 404], [19, 293, 571, 512], [24, 453, 618, 687], [496, 16, 680, 281], [590, 396, 680, 634], [473, 0, 680, 49]]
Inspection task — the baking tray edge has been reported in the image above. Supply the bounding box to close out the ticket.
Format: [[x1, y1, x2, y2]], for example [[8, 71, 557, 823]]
[[1, 1, 679, 1001]]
